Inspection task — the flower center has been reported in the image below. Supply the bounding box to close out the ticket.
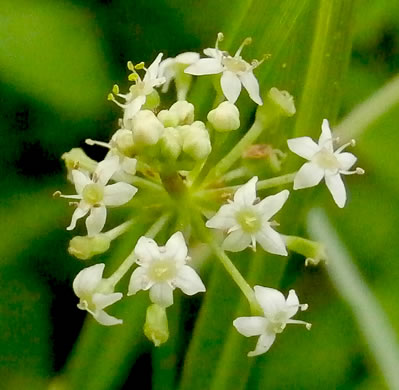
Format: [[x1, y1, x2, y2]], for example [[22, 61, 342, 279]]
[[148, 259, 177, 282], [222, 56, 249, 73], [312, 148, 340, 170], [236, 208, 261, 233], [82, 183, 104, 205]]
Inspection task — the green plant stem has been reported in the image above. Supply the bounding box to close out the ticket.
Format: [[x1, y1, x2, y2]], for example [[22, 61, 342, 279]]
[[131, 175, 164, 192], [104, 220, 133, 240], [308, 209, 399, 390], [105, 214, 171, 289], [334, 73, 399, 142]]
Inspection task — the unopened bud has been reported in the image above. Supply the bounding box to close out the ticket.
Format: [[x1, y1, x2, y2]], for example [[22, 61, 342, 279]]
[[181, 121, 212, 160], [111, 129, 135, 155], [131, 110, 164, 146], [143, 304, 169, 347], [207, 101, 240, 132], [284, 235, 327, 266], [267, 87, 296, 117], [160, 127, 182, 160], [157, 110, 179, 128], [169, 101, 195, 125], [68, 235, 111, 260], [61, 148, 97, 182]]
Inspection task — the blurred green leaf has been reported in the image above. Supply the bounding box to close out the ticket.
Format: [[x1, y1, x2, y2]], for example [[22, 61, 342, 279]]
[[0, 0, 109, 115]]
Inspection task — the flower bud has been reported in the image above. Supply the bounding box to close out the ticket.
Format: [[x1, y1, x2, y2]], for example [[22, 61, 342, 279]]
[[160, 127, 182, 160], [62, 148, 97, 181], [131, 110, 164, 146], [181, 121, 212, 160], [267, 87, 296, 117], [111, 129, 135, 155], [68, 234, 111, 260], [157, 109, 179, 128], [143, 304, 169, 347], [207, 101, 240, 132], [284, 235, 327, 266], [169, 101, 195, 125]]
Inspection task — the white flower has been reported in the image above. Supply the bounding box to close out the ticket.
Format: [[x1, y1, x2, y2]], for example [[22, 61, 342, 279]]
[[109, 54, 166, 125], [287, 119, 364, 208], [233, 286, 311, 356], [61, 156, 137, 236], [159, 52, 200, 100], [128, 231, 206, 308], [184, 33, 263, 105], [73, 263, 123, 326], [206, 177, 289, 254]]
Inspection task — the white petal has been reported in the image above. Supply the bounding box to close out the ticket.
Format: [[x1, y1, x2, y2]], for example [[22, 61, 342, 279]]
[[86, 205, 107, 236], [73, 263, 105, 297], [221, 70, 242, 103], [287, 137, 319, 160], [92, 292, 123, 311], [94, 310, 123, 326], [233, 316, 268, 337], [336, 152, 357, 171], [233, 176, 258, 206], [72, 170, 91, 194], [222, 230, 252, 252], [67, 204, 90, 231], [103, 182, 137, 206], [184, 58, 223, 75], [174, 265, 205, 295], [285, 289, 299, 318], [325, 173, 346, 208], [239, 71, 263, 105], [248, 332, 276, 357], [254, 286, 286, 318], [206, 204, 236, 230], [121, 157, 137, 175], [95, 156, 119, 186], [149, 283, 174, 308], [144, 53, 163, 81], [318, 119, 333, 152], [203, 48, 221, 59], [128, 266, 152, 295], [134, 236, 161, 266], [175, 52, 200, 64], [164, 232, 188, 265], [123, 95, 146, 124], [255, 225, 287, 256], [255, 190, 289, 220], [293, 162, 324, 189]]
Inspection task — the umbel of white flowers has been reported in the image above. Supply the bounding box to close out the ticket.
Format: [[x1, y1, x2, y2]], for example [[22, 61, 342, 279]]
[[288, 119, 364, 208], [128, 232, 206, 308], [206, 177, 289, 254], [233, 286, 311, 356]]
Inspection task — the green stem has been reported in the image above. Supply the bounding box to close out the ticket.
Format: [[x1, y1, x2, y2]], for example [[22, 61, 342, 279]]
[[308, 209, 399, 390], [334, 73, 399, 142], [105, 214, 171, 289], [131, 175, 164, 192], [104, 220, 133, 241]]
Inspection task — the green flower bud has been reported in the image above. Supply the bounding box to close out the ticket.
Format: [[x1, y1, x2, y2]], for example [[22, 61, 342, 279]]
[[157, 110, 179, 128], [131, 110, 164, 146], [111, 129, 135, 155], [160, 127, 182, 160], [169, 101, 195, 125], [267, 87, 296, 117], [207, 101, 240, 132], [284, 235, 327, 266], [181, 121, 212, 160], [62, 148, 97, 175], [143, 304, 169, 347], [68, 235, 111, 260]]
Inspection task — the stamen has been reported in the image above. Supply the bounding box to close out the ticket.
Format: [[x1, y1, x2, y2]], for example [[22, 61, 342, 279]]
[[250, 54, 269, 69], [215, 32, 224, 50], [128, 73, 139, 82], [85, 139, 111, 149], [69, 201, 79, 207], [356, 167, 365, 174], [127, 61, 135, 71], [53, 191, 61, 198], [287, 319, 312, 329], [107, 94, 127, 109], [135, 62, 145, 70], [234, 37, 252, 57], [335, 139, 356, 153], [112, 84, 120, 94], [340, 167, 365, 175]]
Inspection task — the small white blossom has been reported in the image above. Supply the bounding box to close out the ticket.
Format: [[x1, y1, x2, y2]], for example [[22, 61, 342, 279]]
[[109, 54, 166, 125], [185, 33, 263, 105], [61, 156, 137, 236], [73, 263, 123, 326], [287, 119, 364, 208], [233, 286, 310, 356], [159, 52, 200, 100], [206, 177, 289, 254], [128, 231, 206, 308]]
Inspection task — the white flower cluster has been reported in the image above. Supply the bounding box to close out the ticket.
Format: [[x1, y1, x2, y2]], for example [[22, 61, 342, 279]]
[[57, 33, 363, 356]]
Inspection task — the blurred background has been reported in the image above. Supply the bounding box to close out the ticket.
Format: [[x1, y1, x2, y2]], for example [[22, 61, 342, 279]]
[[0, 0, 398, 389]]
